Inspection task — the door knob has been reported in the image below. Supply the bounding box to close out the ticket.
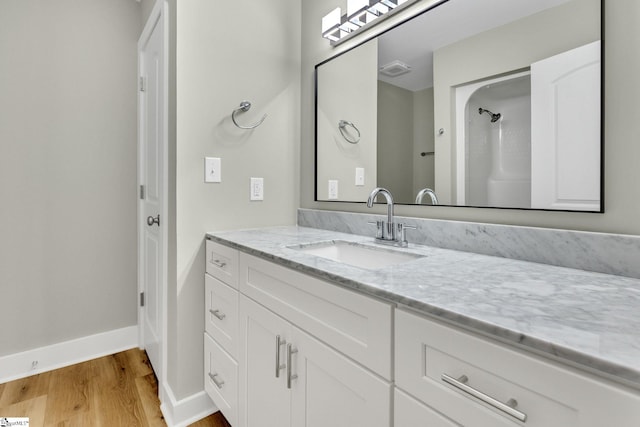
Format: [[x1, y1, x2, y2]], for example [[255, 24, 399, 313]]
[[147, 215, 160, 227]]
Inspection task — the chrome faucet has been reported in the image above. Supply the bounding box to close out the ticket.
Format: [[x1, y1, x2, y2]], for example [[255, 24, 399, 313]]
[[367, 187, 396, 240], [415, 188, 438, 205], [366, 187, 415, 247]]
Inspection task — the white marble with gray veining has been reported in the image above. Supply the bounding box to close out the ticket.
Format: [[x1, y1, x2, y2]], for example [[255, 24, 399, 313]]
[[298, 208, 640, 279], [207, 225, 640, 390]]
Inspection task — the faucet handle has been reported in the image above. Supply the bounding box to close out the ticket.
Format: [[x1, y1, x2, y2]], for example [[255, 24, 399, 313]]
[[397, 223, 417, 244]]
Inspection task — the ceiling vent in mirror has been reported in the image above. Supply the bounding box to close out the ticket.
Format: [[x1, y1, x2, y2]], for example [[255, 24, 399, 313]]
[[379, 60, 412, 77]]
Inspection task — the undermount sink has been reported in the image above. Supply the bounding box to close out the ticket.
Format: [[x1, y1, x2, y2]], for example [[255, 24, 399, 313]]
[[290, 240, 423, 270]]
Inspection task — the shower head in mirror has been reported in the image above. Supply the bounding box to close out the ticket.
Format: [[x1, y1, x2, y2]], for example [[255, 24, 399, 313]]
[[478, 108, 501, 123]]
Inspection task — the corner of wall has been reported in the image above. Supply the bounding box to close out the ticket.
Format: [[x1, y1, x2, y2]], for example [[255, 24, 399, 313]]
[[160, 381, 217, 427]]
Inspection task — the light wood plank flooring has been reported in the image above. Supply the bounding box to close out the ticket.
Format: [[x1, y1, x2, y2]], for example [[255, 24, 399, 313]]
[[0, 349, 231, 427]]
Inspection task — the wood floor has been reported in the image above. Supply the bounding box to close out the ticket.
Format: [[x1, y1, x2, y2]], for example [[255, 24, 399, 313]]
[[0, 349, 231, 427]]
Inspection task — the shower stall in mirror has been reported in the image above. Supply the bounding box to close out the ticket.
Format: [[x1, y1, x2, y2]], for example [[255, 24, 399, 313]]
[[455, 71, 532, 209]]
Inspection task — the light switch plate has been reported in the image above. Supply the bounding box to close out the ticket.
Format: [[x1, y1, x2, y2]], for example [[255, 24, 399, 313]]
[[328, 180, 339, 199], [251, 177, 264, 201], [355, 167, 365, 186], [204, 157, 221, 183]]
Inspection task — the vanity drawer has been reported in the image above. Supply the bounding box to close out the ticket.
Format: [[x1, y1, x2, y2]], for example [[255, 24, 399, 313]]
[[394, 388, 460, 427], [205, 273, 239, 358], [204, 333, 238, 427], [239, 252, 393, 379], [395, 309, 640, 427], [206, 239, 239, 288]]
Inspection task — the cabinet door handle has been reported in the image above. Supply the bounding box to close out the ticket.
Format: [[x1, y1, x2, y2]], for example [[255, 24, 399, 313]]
[[208, 372, 225, 389], [211, 259, 227, 268], [275, 335, 286, 378], [441, 374, 527, 423], [209, 309, 226, 321], [286, 343, 298, 389]]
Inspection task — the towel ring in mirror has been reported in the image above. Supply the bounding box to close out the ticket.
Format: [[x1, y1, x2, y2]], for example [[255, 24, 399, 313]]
[[338, 120, 360, 144], [231, 101, 267, 130]]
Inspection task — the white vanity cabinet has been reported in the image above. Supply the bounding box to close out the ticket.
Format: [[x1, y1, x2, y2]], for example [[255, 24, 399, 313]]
[[204, 240, 240, 426], [237, 252, 393, 427], [205, 235, 640, 427], [395, 308, 640, 427]]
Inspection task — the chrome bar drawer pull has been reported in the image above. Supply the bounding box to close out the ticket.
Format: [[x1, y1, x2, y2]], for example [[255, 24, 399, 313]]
[[209, 309, 226, 320], [441, 373, 527, 423], [211, 259, 227, 268], [275, 335, 287, 378], [208, 372, 225, 389], [287, 343, 298, 389]]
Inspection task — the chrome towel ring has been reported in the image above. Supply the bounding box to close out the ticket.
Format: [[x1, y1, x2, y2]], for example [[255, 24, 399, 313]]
[[338, 120, 360, 144], [231, 101, 267, 130]]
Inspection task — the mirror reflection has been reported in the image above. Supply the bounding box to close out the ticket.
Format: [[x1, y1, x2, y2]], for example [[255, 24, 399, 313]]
[[315, 0, 602, 211]]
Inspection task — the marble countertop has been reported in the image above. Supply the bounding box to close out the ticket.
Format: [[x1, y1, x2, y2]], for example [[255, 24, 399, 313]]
[[206, 226, 640, 389]]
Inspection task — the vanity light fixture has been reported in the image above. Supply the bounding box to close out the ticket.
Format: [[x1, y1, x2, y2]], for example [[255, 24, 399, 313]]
[[322, 0, 418, 45], [322, 7, 363, 42], [347, 0, 379, 27], [321, 7, 345, 42]]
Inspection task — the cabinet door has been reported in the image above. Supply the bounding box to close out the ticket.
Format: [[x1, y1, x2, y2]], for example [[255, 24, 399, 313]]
[[206, 240, 239, 288], [205, 274, 239, 358], [238, 296, 291, 427], [204, 333, 238, 426], [396, 309, 640, 427], [394, 389, 460, 427], [290, 326, 391, 427]]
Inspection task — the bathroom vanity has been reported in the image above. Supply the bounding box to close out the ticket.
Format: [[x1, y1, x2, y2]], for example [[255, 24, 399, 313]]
[[203, 226, 640, 426]]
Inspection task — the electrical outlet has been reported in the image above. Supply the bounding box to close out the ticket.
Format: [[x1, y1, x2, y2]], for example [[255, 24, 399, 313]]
[[328, 180, 339, 199], [355, 168, 365, 186], [251, 177, 264, 201], [204, 157, 221, 183]]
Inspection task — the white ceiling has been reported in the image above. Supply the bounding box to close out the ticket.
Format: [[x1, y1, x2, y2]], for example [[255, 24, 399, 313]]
[[377, 0, 571, 92]]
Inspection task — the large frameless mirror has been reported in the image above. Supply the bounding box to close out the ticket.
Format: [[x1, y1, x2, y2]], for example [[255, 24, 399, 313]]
[[315, 0, 603, 211]]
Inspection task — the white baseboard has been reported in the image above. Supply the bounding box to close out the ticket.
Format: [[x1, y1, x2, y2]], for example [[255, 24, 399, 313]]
[[0, 326, 138, 384], [160, 382, 217, 427]]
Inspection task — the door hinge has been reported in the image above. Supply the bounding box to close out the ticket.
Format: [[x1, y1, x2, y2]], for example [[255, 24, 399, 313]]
[[140, 292, 145, 307], [140, 185, 145, 200], [139, 76, 146, 92]]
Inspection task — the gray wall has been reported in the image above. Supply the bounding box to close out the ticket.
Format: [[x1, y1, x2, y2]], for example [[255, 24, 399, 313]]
[[169, 0, 301, 399], [301, 0, 640, 236], [0, 0, 141, 356], [413, 87, 435, 197], [317, 39, 378, 201], [377, 81, 414, 204]]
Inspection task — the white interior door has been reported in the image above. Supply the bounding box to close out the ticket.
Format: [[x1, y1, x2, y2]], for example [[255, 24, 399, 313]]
[[138, 6, 166, 379], [531, 41, 601, 211]]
